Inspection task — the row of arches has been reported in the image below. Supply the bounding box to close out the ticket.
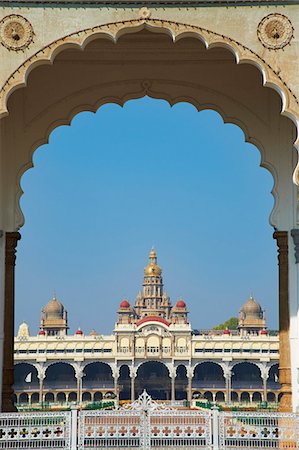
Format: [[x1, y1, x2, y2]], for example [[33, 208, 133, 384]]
[[15, 390, 281, 405], [15, 360, 280, 387], [14, 361, 280, 403]]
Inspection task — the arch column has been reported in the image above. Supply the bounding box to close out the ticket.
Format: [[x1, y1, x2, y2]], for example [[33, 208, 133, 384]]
[[170, 367, 176, 402], [187, 366, 193, 405], [129, 367, 137, 402], [223, 367, 232, 404], [37, 367, 46, 404], [260, 366, 270, 403], [274, 231, 292, 411], [112, 366, 119, 408], [75, 366, 84, 407], [2, 232, 21, 412]]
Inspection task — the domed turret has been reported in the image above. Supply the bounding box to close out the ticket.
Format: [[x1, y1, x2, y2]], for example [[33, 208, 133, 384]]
[[120, 299, 130, 309], [238, 293, 266, 335], [40, 295, 68, 336], [44, 296, 64, 319], [75, 327, 83, 335], [176, 299, 186, 308], [240, 294, 262, 317]]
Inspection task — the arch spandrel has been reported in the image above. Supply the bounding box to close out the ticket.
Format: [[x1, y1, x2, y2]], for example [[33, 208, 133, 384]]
[[0, 19, 297, 231]]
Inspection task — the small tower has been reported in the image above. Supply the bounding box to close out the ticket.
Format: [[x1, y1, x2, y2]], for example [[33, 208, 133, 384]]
[[171, 299, 189, 324], [238, 293, 266, 335], [40, 295, 68, 336], [141, 247, 166, 317], [118, 299, 133, 324]]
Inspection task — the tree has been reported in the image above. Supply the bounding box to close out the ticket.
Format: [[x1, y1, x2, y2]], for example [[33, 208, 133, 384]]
[[213, 317, 238, 330]]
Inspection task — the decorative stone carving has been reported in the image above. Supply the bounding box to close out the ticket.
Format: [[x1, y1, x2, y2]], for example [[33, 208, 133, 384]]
[[0, 15, 33, 51], [139, 8, 151, 19], [257, 14, 293, 50]]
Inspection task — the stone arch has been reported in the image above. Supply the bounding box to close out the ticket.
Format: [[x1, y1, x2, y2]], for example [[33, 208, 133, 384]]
[[44, 392, 54, 403], [231, 362, 263, 389], [193, 362, 225, 389], [135, 360, 171, 377], [83, 362, 114, 389], [94, 391, 103, 402], [44, 362, 77, 389], [119, 364, 131, 401], [175, 364, 188, 400], [31, 392, 39, 404], [215, 391, 225, 402], [19, 392, 29, 404], [1, 20, 297, 230], [240, 391, 250, 403], [68, 391, 77, 402], [252, 391, 262, 402], [204, 391, 213, 402], [14, 362, 39, 390], [267, 392, 276, 403], [136, 360, 171, 400], [82, 392, 92, 402], [231, 391, 239, 402], [57, 392, 66, 403]]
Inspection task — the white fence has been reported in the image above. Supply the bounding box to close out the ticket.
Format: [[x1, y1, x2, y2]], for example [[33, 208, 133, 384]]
[[0, 392, 299, 449], [0, 410, 71, 449]]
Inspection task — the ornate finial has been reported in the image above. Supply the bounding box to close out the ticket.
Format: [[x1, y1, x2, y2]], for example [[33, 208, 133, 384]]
[[250, 292, 253, 300], [149, 247, 157, 263]]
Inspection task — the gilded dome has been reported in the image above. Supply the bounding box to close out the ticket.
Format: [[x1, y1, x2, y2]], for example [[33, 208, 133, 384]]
[[240, 294, 262, 317], [44, 296, 64, 319], [144, 247, 162, 276]]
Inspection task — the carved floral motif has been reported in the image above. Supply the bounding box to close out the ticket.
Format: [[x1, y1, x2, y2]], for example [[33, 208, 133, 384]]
[[257, 14, 293, 50], [0, 15, 33, 51]]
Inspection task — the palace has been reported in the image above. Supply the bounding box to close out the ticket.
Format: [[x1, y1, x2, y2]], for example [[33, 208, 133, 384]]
[[14, 249, 280, 407]]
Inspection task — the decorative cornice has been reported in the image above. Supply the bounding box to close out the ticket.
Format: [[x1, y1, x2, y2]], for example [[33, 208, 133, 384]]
[[1, 0, 299, 5], [291, 229, 299, 263]]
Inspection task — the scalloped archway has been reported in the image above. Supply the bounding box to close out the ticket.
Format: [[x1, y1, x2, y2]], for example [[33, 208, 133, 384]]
[[1, 18, 298, 412]]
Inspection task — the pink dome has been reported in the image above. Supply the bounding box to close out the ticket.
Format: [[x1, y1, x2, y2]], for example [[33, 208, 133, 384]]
[[38, 329, 45, 335], [260, 329, 268, 335], [120, 299, 130, 308], [176, 300, 186, 308], [223, 328, 230, 335], [76, 327, 83, 335]]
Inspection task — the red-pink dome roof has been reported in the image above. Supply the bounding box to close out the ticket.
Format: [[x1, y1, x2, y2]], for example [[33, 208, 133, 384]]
[[38, 329, 46, 335], [76, 327, 83, 335], [223, 328, 230, 335], [260, 329, 268, 335], [176, 300, 186, 308], [136, 316, 170, 327], [120, 299, 130, 308]]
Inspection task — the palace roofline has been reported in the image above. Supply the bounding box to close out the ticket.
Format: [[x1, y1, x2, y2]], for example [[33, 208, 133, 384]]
[[1, 0, 299, 6]]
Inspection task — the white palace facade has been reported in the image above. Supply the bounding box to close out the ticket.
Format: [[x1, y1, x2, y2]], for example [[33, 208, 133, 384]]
[[14, 249, 280, 406]]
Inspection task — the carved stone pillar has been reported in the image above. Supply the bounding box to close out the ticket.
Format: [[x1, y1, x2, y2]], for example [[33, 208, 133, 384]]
[[112, 366, 119, 408], [187, 366, 193, 405], [171, 375, 175, 402], [224, 369, 232, 403], [2, 232, 21, 412], [130, 367, 137, 402], [273, 231, 292, 411]]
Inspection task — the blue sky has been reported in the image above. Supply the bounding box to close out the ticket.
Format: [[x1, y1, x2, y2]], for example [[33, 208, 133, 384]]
[[15, 97, 277, 335]]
